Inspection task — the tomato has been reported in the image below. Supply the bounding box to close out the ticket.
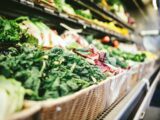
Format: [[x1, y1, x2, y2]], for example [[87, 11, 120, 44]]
[[101, 36, 110, 43], [113, 40, 119, 48]]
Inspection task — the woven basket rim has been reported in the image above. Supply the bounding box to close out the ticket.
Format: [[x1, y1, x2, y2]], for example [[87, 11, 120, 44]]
[[9, 101, 41, 120]]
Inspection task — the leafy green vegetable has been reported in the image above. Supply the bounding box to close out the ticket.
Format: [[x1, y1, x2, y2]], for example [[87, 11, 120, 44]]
[[54, 0, 65, 11], [105, 52, 128, 68], [75, 9, 93, 19], [91, 41, 129, 68], [21, 29, 38, 45], [62, 4, 75, 14], [92, 41, 146, 67], [0, 17, 22, 43], [0, 44, 106, 100], [0, 17, 38, 46], [53, 0, 75, 14], [102, 44, 146, 63], [111, 48, 146, 62]]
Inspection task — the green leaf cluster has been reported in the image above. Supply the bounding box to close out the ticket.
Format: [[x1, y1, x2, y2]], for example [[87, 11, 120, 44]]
[[0, 18, 22, 43], [0, 44, 106, 100], [0, 17, 38, 46]]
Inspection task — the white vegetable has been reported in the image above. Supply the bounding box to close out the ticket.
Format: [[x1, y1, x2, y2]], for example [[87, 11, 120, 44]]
[[0, 76, 26, 120]]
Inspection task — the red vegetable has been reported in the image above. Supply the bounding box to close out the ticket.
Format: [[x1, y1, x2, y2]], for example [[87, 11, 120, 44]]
[[101, 36, 110, 43], [112, 40, 119, 48], [94, 60, 115, 73]]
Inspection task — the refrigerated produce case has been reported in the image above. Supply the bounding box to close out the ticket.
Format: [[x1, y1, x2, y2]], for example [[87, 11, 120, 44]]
[[0, 0, 159, 120], [97, 61, 160, 120]]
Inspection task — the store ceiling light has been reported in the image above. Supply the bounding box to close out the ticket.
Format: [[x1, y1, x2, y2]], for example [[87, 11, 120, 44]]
[[152, 0, 158, 10]]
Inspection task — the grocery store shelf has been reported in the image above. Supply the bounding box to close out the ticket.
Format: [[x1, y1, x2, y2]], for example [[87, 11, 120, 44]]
[[0, 0, 133, 43], [134, 67, 160, 120], [99, 80, 147, 120], [72, 0, 135, 31], [149, 63, 160, 85], [97, 65, 160, 120]]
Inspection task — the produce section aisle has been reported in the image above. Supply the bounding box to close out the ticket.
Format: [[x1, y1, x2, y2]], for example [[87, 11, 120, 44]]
[[0, 0, 158, 120]]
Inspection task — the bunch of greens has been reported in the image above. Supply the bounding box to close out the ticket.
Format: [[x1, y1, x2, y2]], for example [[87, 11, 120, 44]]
[[108, 47, 146, 62], [105, 52, 128, 68], [0, 76, 30, 120], [54, 0, 75, 14], [0, 44, 106, 100], [92, 41, 129, 68], [53, 0, 92, 19], [93, 41, 146, 65], [0, 17, 38, 46], [54, 0, 65, 11], [0, 17, 22, 43], [75, 9, 93, 19]]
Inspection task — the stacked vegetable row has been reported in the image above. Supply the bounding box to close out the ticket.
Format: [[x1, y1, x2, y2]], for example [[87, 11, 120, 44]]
[[92, 0, 136, 25], [0, 17, 148, 119], [31, 0, 130, 36]]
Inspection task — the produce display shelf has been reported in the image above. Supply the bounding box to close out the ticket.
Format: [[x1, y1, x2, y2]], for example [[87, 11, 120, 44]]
[[72, 0, 135, 32], [96, 80, 147, 120], [0, 0, 133, 43], [96, 65, 160, 120], [134, 66, 160, 120]]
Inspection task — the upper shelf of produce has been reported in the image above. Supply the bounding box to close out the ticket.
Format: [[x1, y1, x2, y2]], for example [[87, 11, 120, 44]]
[[70, 0, 135, 32], [0, 0, 133, 43]]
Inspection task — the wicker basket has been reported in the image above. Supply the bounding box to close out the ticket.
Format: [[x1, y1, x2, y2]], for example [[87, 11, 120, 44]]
[[138, 60, 156, 80], [8, 61, 156, 120], [144, 60, 155, 79], [9, 101, 41, 120], [35, 72, 128, 120], [127, 64, 141, 90]]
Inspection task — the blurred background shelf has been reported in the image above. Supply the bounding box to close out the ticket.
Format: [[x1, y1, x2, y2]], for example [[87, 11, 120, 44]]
[[0, 0, 134, 43], [68, 0, 135, 32]]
